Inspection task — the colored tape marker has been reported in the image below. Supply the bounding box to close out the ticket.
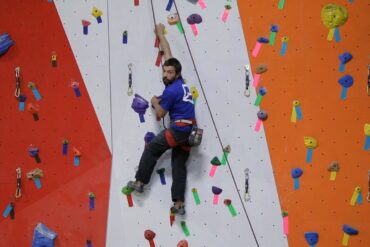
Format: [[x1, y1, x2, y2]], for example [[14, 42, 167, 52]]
[[364, 136, 370, 150], [222, 9, 230, 23], [192, 188, 201, 205], [340, 86, 347, 100], [278, 0, 285, 9], [176, 22, 184, 34], [89, 196, 95, 210], [74, 156, 80, 166], [357, 192, 362, 204], [254, 119, 263, 132], [139, 113, 145, 123], [252, 42, 262, 57], [342, 233, 349, 246], [253, 74, 261, 87], [221, 152, 228, 165], [134, 0, 139, 6], [283, 215, 289, 234], [329, 171, 337, 181], [213, 194, 219, 205], [295, 105, 303, 120], [122, 31, 128, 44], [83, 26, 88, 35], [254, 94, 263, 106], [291, 106, 297, 123], [349, 187, 360, 206], [34, 178, 42, 189], [209, 165, 217, 177], [334, 28, 341, 42], [73, 87, 81, 97], [198, 0, 206, 9], [2, 203, 13, 218], [294, 178, 300, 190], [227, 204, 237, 217], [280, 41, 288, 56], [181, 221, 190, 237], [269, 32, 276, 46], [166, 0, 174, 11], [306, 148, 313, 163], [87, 240, 93, 247], [190, 24, 198, 36], [32, 88, 41, 101], [19, 102, 25, 111], [159, 173, 166, 185], [339, 63, 345, 72], [327, 28, 335, 41], [63, 143, 68, 155]]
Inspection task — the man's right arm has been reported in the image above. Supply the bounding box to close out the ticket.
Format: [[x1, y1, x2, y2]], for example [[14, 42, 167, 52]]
[[155, 23, 173, 61]]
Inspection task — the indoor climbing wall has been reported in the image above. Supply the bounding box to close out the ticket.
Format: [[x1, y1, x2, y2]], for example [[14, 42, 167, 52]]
[[106, 0, 286, 247], [0, 1, 111, 247], [238, 0, 370, 246]]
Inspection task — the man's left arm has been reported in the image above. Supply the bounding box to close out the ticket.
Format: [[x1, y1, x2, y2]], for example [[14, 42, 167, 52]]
[[151, 96, 167, 120]]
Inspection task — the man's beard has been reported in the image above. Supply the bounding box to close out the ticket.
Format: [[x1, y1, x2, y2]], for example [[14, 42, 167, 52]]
[[163, 77, 175, 86]]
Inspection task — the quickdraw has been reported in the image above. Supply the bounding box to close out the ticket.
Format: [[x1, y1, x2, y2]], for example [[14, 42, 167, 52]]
[[15, 67, 21, 97], [244, 64, 250, 97], [128, 63, 133, 96], [244, 168, 250, 201], [15, 168, 22, 199]]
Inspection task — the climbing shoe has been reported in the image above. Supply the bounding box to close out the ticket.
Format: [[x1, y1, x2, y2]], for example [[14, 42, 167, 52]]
[[127, 180, 144, 193], [170, 203, 186, 215]]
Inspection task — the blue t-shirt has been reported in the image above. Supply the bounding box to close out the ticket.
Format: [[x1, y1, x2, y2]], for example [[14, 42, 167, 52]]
[[159, 77, 195, 132]]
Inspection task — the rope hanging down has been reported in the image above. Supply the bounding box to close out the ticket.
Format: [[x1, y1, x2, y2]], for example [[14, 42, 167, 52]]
[[149, 1, 260, 246]]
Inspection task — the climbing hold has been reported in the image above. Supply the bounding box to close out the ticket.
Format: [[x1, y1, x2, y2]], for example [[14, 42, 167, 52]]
[[131, 94, 149, 123], [91, 7, 103, 24], [28, 145, 41, 163], [342, 224, 358, 246], [224, 199, 237, 217], [187, 14, 202, 36], [212, 186, 223, 204], [144, 132, 156, 145], [321, 4, 348, 41], [156, 168, 166, 185], [27, 103, 40, 121], [291, 168, 303, 190], [144, 230, 156, 247], [177, 239, 188, 247], [328, 161, 339, 181], [304, 232, 319, 246], [321, 4, 348, 29], [338, 75, 354, 100], [209, 156, 221, 177], [304, 136, 317, 163], [82, 20, 91, 35], [31, 223, 57, 247], [0, 33, 14, 56], [17, 94, 27, 112], [255, 110, 268, 132]]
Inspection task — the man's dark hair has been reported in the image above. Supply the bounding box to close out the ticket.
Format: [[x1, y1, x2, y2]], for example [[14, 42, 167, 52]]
[[163, 58, 182, 75]]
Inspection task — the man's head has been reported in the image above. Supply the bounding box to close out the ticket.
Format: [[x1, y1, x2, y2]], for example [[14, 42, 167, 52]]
[[162, 58, 182, 86]]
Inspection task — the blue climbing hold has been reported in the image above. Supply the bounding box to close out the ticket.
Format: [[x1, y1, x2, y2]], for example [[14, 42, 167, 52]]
[[291, 168, 303, 179], [338, 75, 354, 88], [339, 52, 353, 64], [0, 33, 14, 56], [343, 224, 359, 235], [304, 232, 319, 245]]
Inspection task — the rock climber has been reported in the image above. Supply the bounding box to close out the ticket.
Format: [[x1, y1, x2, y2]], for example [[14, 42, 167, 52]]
[[127, 23, 196, 215]]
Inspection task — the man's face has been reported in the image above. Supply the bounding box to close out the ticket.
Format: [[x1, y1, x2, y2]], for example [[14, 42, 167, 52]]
[[162, 66, 178, 86]]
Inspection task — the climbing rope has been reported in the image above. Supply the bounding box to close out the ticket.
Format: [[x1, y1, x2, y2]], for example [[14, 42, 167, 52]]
[[149, 1, 260, 246]]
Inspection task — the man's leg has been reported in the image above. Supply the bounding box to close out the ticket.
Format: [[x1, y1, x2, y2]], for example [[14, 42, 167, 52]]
[[171, 144, 191, 212], [134, 129, 170, 186]]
